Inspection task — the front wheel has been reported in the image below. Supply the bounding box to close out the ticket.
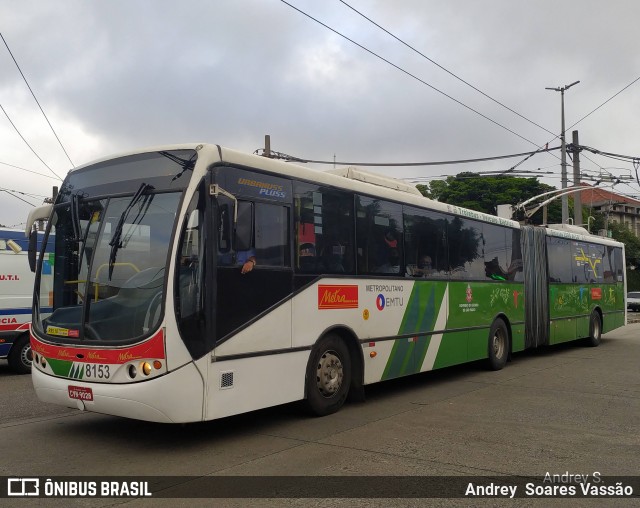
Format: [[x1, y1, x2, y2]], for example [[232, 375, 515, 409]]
[[8, 334, 32, 374], [487, 318, 509, 371], [585, 311, 602, 347], [304, 334, 351, 416]]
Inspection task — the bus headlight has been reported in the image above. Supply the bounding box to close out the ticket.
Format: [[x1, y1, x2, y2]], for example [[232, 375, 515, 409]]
[[141, 362, 151, 376], [128, 364, 137, 379]]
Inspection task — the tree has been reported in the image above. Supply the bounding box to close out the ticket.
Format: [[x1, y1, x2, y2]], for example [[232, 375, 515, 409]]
[[417, 173, 561, 224]]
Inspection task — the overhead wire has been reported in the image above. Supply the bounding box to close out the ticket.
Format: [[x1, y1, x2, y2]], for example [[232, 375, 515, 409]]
[[0, 189, 37, 207], [1, 31, 75, 169], [283, 1, 639, 191], [258, 145, 561, 167], [566, 75, 640, 132], [338, 0, 556, 137], [0, 159, 61, 180], [280, 0, 544, 148], [0, 104, 62, 180], [505, 75, 640, 176], [0, 186, 49, 199]]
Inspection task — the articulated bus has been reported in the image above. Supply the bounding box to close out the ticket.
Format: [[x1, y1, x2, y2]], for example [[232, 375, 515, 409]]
[[27, 144, 626, 423]]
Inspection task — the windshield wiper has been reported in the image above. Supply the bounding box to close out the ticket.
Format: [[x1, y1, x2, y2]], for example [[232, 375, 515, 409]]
[[108, 183, 154, 279], [70, 193, 82, 242], [161, 151, 197, 182]]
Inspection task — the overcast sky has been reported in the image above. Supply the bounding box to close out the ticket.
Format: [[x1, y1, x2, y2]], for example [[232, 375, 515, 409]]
[[1, 0, 639, 228]]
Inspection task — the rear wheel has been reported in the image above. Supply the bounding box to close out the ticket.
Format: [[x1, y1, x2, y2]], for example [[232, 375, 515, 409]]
[[585, 311, 602, 347], [8, 334, 32, 374], [305, 334, 351, 416], [487, 318, 509, 371]]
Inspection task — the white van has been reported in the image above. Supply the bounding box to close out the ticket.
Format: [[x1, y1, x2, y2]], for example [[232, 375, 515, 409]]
[[0, 229, 36, 373]]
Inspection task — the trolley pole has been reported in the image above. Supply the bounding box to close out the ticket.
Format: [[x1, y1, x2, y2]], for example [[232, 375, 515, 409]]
[[546, 80, 579, 224]]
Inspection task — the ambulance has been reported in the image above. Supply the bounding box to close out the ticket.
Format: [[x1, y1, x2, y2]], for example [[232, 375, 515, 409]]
[[0, 229, 38, 373]]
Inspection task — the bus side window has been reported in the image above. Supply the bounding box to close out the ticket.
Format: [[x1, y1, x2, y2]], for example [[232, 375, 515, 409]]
[[293, 183, 354, 275], [356, 196, 403, 275]]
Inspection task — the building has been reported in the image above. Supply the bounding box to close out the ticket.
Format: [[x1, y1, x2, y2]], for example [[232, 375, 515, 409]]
[[578, 183, 640, 237]]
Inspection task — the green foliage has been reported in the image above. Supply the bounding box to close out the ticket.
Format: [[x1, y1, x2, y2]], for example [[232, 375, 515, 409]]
[[417, 173, 561, 224], [626, 268, 640, 291], [608, 221, 640, 266]]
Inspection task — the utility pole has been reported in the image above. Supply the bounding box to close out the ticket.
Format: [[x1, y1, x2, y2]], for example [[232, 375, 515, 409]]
[[546, 80, 579, 224], [571, 130, 582, 227]]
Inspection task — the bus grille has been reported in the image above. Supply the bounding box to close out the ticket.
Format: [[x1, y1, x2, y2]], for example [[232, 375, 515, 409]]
[[220, 371, 234, 389]]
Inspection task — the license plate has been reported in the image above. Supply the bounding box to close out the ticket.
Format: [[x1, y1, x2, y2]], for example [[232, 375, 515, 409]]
[[68, 385, 93, 401]]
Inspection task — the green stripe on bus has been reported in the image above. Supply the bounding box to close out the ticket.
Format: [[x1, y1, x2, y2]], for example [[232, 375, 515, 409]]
[[382, 282, 445, 380], [381, 338, 412, 380], [46, 358, 73, 377]]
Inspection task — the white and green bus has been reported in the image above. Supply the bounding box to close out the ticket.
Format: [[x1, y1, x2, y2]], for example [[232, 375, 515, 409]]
[[27, 144, 626, 423]]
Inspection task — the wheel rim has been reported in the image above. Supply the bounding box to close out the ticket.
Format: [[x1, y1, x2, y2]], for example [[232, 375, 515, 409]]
[[492, 330, 505, 359], [316, 350, 344, 398], [592, 317, 601, 339], [21, 344, 33, 369]]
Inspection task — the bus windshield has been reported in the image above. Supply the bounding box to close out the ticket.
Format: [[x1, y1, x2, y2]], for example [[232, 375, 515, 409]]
[[33, 150, 194, 344]]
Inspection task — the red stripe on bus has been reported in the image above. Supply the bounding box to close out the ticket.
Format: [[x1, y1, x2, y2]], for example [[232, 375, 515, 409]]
[[30, 329, 165, 364]]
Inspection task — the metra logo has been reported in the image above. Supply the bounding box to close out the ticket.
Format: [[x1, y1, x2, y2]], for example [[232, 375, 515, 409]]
[[0, 317, 17, 324], [118, 351, 140, 362], [318, 285, 358, 309]]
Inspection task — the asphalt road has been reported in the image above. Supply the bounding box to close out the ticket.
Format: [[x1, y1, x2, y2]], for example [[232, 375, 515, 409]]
[[1, 323, 639, 507]]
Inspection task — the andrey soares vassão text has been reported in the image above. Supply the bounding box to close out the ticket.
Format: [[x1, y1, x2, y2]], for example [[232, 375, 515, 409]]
[[465, 472, 635, 498]]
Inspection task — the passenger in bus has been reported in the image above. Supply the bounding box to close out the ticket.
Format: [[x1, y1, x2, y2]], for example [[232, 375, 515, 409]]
[[411, 255, 433, 277], [238, 249, 257, 274], [377, 248, 401, 274], [375, 231, 400, 274], [323, 242, 345, 273], [298, 242, 317, 272]]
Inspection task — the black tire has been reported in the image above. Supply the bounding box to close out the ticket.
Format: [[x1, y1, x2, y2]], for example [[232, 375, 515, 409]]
[[8, 333, 32, 375], [304, 334, 351, 416], [585, 311, 602, 347], [487, 318, 509, 371]]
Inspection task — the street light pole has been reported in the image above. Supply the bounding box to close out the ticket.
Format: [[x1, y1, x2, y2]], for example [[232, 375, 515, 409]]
[[546, 80, 580, 224]]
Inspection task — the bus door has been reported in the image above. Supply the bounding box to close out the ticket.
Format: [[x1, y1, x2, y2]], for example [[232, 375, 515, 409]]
[[215, 197, 293, 342]]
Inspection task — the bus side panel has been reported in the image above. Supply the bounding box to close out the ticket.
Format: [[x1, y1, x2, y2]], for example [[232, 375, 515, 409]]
[[32, 362, 205, 423], [548, 284, 581, 345], [549, 282, 625, 343], [603, 282, 626, 333], [214, 301, 293, 357], [446, 281, 525, 364], [206, 351, 308, 420], [432, 331, 468, 369]]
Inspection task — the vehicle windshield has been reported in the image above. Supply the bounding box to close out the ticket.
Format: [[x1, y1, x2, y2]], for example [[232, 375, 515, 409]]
[[33, 150, 194, 344]]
